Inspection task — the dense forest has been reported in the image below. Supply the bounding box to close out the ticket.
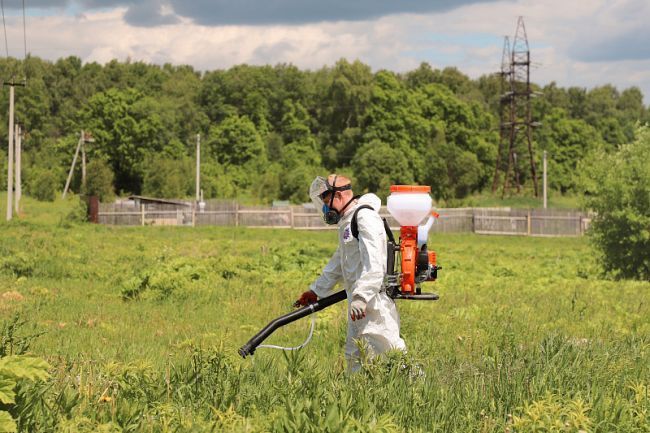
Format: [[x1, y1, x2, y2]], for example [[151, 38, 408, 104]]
[[0, 56, 647, 203]]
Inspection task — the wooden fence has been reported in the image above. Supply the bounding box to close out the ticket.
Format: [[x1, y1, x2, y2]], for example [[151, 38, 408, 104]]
[[98, 200, 592, 237]]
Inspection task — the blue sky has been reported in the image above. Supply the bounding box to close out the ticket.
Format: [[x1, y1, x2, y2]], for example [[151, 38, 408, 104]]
[[2, 0, 649, 103]]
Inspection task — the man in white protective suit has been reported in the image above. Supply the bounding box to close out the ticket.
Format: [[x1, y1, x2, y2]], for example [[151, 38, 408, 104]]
[[295, 174, 406, 372]]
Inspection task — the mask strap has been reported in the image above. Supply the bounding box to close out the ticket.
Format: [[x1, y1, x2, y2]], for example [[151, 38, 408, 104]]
[[338, 194, 360, 215], [328, 176, 338, 209]]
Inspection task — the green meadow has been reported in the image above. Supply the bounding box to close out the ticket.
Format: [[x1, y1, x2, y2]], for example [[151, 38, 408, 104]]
[[0, 196, 648, 432]]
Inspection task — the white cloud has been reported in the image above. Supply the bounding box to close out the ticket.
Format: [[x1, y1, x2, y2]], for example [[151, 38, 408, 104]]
[[1, 0, 648, 103]]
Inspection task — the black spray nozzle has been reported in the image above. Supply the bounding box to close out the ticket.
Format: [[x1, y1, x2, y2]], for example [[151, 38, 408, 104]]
[[238, 290, 347, 358]]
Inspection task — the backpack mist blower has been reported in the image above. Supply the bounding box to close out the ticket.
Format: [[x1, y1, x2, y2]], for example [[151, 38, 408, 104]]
[[238, 185, 441, 358]]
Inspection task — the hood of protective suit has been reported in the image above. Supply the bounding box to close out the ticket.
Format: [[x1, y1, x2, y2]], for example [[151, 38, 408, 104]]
[[347, 193, 382, 216]]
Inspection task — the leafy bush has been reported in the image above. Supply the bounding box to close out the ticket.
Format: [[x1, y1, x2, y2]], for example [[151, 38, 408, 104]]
[[0, 253, 34, 278], [121, 254, 205, 300], [257, 163, 281, 203], [536, 108, 603, 193], [83, 158, 115, 201], [1, 316, 44, 357], [0, 317, 50, 433], [352, 139, 415, 198], [207, 114, 265, 166], [270, 394, 400, 433], [28, 169, 58, 202], [511, 393, 592, 433], [0, 355, 50, 433], [579, 125, 650, 279], [63, 196, 89, 225], [279, 162, 319, 203], [142, 155, 192, 199]]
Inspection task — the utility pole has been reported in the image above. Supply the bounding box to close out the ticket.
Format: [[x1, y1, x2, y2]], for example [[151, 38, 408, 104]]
[[63, 130, 94, 198], [62, 130, 84, 199], [81, 133, 86, 190], [6, 85, 14, 221], [543, 150, 547, 209], [14, 124, 21, 214], [82, 131, 94, 193], [195, 133, 200, 202]]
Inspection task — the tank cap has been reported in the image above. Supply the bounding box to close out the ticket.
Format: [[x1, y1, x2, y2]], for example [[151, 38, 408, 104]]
[[389, 185, 431, 193]]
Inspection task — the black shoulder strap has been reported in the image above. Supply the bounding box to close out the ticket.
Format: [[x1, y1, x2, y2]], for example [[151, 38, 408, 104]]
[[351, 205, 394, 241], [351, 205, 374, 240]]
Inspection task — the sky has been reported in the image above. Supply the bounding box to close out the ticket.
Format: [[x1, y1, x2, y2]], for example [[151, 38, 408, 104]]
[[2, 0, 649, 103]]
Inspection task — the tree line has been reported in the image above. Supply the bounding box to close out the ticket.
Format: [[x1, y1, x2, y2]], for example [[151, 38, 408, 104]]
[[0, 56, 647, 203]]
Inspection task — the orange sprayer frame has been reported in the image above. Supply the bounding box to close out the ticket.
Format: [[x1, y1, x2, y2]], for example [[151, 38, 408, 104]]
[[399, 226, 418, 294]]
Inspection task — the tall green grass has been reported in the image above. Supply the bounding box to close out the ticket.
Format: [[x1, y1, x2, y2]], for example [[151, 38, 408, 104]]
[[0, 200, 648, 432]]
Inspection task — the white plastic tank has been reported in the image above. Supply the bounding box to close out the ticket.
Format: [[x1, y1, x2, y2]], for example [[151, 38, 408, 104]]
[[386, 185, 432, 226]]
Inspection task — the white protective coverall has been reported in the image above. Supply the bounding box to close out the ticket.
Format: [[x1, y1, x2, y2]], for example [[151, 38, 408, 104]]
[[309, 193, 406, 370]]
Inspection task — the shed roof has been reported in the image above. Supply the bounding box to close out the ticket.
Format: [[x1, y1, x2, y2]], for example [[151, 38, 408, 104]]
[[128, 195, 192, 207]]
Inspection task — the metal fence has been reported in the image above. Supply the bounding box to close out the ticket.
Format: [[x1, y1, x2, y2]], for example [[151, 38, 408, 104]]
[[98, 199, 592, 237]]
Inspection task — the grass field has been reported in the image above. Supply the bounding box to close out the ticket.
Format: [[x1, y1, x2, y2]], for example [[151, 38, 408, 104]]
[[0, 196, 648, 432]]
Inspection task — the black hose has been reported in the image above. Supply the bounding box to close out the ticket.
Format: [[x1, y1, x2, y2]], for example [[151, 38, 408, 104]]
[[238, 290, 347, 358]]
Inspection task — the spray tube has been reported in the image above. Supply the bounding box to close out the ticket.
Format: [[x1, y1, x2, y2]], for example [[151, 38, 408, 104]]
[[417, 212, 438, 248]]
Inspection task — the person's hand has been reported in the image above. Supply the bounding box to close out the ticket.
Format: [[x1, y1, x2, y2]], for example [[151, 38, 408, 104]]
[[350, 298, 366, 321], [294, 290, 318, 308]]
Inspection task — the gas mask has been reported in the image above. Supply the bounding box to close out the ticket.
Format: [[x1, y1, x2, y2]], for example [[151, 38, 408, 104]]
[[309, 176, 358, 225]]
